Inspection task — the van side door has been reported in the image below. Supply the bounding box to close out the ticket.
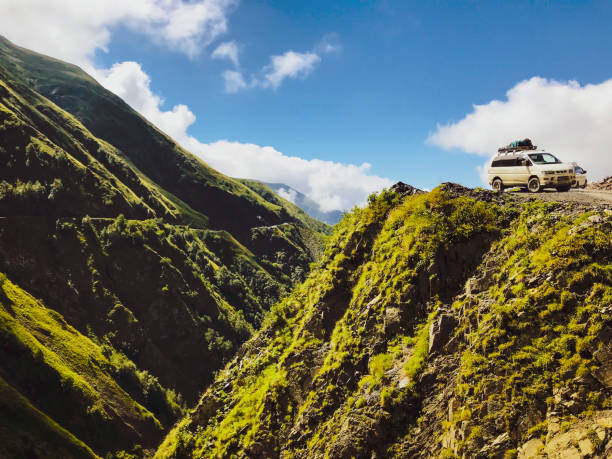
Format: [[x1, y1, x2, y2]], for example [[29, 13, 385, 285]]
[[493, 157, 514, 185], [516, 157, 531, 184], [505, 157, 524, 185]]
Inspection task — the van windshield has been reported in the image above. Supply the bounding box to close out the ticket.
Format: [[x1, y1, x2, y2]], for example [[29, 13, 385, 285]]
[[528, 153, 561, 164]]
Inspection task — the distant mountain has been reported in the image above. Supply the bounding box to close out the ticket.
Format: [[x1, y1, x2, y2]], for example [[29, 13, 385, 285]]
[[263, 182, 344, 225], [0, 35, 329, 457]]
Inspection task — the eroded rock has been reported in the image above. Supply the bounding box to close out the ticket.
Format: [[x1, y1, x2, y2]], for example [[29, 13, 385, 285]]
[[428, 313, 458, 355]]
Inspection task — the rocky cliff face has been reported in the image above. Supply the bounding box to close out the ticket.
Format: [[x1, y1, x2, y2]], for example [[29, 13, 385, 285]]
[[156, 184, 612, 458]]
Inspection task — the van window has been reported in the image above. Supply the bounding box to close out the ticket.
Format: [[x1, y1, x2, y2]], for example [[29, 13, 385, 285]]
[[528, 153, 561, 164], [491, 158, 518, 167]]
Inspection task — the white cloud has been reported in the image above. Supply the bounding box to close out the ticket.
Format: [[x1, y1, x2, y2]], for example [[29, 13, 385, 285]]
[[261, 51, 321, 89], [428, 77, 612, 182], [221, 36, 339, 93], [93, 62, 196, 141], [212, 40, 240, 67], [276, 187, 298, 204], [94, 62, 392, 211], [0, 0, 236, 65], [222, 70, 250, 93], [152, 0, 235, 58], [1, 1, 336, 94], [184, 140, 393, 211]]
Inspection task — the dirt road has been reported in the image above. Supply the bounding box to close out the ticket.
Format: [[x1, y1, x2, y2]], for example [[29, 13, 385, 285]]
[[507, 188, 612, 206]]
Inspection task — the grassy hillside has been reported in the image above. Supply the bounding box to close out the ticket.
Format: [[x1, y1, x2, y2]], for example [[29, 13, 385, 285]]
[[0, 36, 329, 457], [0, 72, 183, 219], [156, 185, 612, 458], [0, 35, 317, 243], [0, 272, 165, 457], [0, 374, 98, 459]]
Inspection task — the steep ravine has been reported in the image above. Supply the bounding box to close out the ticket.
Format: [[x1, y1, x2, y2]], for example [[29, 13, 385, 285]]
[[156, 184, 612, 458], [0, 36, 330, 458]]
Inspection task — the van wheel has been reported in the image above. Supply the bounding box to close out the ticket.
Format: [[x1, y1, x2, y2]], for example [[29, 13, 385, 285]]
[[492, 178, 504, 192], [581, 180, 587, 189], [527, 177, 541, 193]]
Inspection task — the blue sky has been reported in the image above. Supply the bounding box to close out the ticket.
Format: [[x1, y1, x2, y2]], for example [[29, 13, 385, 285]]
[[3, 0, 612, 210]]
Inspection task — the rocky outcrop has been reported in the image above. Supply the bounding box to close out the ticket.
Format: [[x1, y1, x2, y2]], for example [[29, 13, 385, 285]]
[[390, 181, 424, 197], [156, 186, 612, 458], [589, 176, 612, 191], [518, 410, 612, 458]]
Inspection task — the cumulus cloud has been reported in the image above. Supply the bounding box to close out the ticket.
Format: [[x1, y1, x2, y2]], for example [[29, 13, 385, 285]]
[[185, 140, 393, 211], [94, 61, 392, 211], [1, 1, 336, 95], [0, 0, 236, 65], [222, 70, 250, 93], [276, 187, 298, 204], [212, 40, 240, 67], [221, 50, 321, 93], [261, 51, 321, 89], [428, 77, 612, 182], [222, 36, 339, 93]]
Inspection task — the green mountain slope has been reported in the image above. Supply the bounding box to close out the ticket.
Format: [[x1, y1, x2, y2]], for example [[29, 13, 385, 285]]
[[0, 37, 329, 457], [156, 185, 612, 458], [0, 373, 98, 459], [0, 272, 166, 455], [0, 35, 304, 242]]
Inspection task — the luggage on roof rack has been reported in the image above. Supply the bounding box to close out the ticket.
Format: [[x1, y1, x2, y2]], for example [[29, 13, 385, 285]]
[[510, 138, 532, 148], [498, 138, 537, 153]]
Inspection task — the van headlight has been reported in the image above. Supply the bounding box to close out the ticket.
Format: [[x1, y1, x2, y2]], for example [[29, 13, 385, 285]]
[[544, 171, 555, 175]]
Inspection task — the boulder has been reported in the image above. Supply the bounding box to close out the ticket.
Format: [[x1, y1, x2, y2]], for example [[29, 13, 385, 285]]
[[384, 306, 401, 336], [589, 176, 612, 191], [518, 438, 544, 458], [593, 343, 612, 388], [588, 215, 603, 224], [478, 432, 509, 456], [192, 394, 221, 425], [429, 313, 458, 355]]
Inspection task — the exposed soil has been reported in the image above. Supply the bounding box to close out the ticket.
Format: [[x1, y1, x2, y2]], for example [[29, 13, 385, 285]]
[[506, 188, 612, 206]]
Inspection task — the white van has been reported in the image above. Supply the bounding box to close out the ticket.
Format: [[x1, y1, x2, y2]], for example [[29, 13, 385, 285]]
[[488, 151, 575, 193]]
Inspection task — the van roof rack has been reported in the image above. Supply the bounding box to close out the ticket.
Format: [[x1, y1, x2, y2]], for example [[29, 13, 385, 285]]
[[497, 145, 538, 154]]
